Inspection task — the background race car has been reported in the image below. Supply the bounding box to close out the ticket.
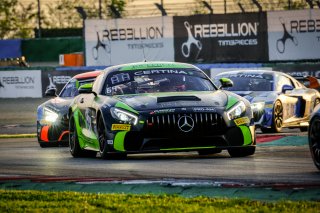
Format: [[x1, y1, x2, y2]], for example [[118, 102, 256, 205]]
[[37, 71, 101, 147], [214, 70, 320, 133], [308, 104, 320, 170], [68, 61, 256, 159]]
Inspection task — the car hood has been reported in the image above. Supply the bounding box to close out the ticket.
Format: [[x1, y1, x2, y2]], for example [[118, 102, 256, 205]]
[[232, 91, 277, 103], [40, 97, 73, 113], [114, 91, 228, 111]]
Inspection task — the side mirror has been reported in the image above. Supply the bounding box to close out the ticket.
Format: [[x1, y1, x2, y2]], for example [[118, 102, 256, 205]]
[[282, 84, 294, 93], [78, 83, 94, 94], [45, 88, 57, 97], [219, 78, 233, 89]]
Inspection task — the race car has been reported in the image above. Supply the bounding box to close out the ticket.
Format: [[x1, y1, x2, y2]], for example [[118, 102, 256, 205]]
[[68, 61, 256, 159], [308, 104, 320, 170], [214, 70, 320, 133], [37, 71, 101, 147]]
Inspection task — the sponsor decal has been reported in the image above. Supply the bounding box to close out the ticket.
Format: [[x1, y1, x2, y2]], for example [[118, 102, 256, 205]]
[[178, 115, 194, 132], [110, 73, 131, 85], [111, 124, 131, 131], [134, 69, 188, 76], [234, 117, 250, 126], [150, 109, 176, 114], [193, 107, 217, 112], [220, 73, 264, 79]]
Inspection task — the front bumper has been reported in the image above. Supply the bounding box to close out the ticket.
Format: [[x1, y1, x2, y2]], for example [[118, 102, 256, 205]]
[[37, 121, 69, 144], [106, 113, 255, 153]]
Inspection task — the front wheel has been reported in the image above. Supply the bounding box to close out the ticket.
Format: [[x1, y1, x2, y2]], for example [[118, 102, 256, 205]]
[[98, 117, 126, 160], [308, 116, 320, 170], [228, 146, 255, 157], [271, 100, 283, 133]]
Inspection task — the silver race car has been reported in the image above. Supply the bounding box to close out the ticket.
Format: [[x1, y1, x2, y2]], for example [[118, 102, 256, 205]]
[[214, 70, 320, 133]]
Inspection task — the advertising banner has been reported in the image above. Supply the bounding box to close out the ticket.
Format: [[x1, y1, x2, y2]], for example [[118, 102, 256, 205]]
[[0, 70, 42, 98], [85, 17, 174, 66], [268, 9, 320, 61], [173, 13, 268, 62], [41, 70, 90, 97]]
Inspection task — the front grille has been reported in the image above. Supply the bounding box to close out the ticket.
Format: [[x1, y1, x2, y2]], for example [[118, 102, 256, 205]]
[[144, 112, 226, 136]]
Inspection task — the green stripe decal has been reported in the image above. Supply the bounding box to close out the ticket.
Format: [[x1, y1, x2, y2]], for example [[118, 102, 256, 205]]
[[226, 96, 238, 109], [161, 146, 216, 151], [114, 131, 127, 152], [115, 102, 138, 114], [239, 126, 252, 145], [119, 63, 192, 71]]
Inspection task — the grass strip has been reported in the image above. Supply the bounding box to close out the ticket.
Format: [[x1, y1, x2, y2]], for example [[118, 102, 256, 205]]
[[0, 133, 37, 138], [0, 189, 319, 212]]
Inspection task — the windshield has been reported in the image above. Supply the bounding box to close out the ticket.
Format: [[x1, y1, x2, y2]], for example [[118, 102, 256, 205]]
[[216, 73, 273, 91], [103, 69, 216, 95]]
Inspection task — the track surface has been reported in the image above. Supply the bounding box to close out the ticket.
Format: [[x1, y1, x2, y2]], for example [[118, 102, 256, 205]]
[[0, 98, 319, 187], [0, 137, 319, 185]]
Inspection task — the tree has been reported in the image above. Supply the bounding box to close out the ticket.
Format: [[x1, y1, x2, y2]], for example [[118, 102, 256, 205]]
[[0, 0, 18, 39]]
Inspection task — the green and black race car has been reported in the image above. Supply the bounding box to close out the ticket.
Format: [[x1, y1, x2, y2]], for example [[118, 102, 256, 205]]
[[68, 61, 256, 159]]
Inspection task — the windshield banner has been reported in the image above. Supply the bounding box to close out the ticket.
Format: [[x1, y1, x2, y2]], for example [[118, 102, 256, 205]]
[[85, 17, 174, 66], [268, 9, 320, 61], [173, 13, 268, 62]]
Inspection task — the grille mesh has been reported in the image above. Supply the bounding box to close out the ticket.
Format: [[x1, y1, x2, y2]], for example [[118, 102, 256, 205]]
[[145, 112, 225, 135]]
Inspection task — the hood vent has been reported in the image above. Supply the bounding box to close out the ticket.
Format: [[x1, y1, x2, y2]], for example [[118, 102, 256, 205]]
[[157, 96, 201, 103]]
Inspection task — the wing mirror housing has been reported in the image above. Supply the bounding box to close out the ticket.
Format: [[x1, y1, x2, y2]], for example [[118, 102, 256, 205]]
[[282, 84, 294, 93], [78, 83, 96, 96], [45, 88, 57, 97], [219, 78, 233, 89]]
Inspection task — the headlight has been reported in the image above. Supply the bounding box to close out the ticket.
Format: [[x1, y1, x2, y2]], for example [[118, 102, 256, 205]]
[[43, 107, 59, 123], [251, 102, 265, 111], [227, 101, 246, 120], [110, 108, 138, 125]]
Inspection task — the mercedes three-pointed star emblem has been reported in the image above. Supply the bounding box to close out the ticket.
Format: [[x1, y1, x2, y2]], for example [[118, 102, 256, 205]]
[[177, 115, 194, 132]]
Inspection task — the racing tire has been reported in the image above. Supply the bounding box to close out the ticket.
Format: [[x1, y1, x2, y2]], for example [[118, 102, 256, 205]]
[[308, 116, 320, 170], [198, 149, 222, 155], [227, 146, 256, 157], [271, 100, 283, 133], [97, 117, 127, 160], [69, 114, 97, 158]]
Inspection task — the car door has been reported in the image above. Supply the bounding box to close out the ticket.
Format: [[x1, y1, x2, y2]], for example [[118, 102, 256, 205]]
[[275, 74, 302, 124]]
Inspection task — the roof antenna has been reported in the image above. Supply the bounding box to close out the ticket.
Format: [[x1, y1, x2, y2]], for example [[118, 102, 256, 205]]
[[140, 39, 147, 62]]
